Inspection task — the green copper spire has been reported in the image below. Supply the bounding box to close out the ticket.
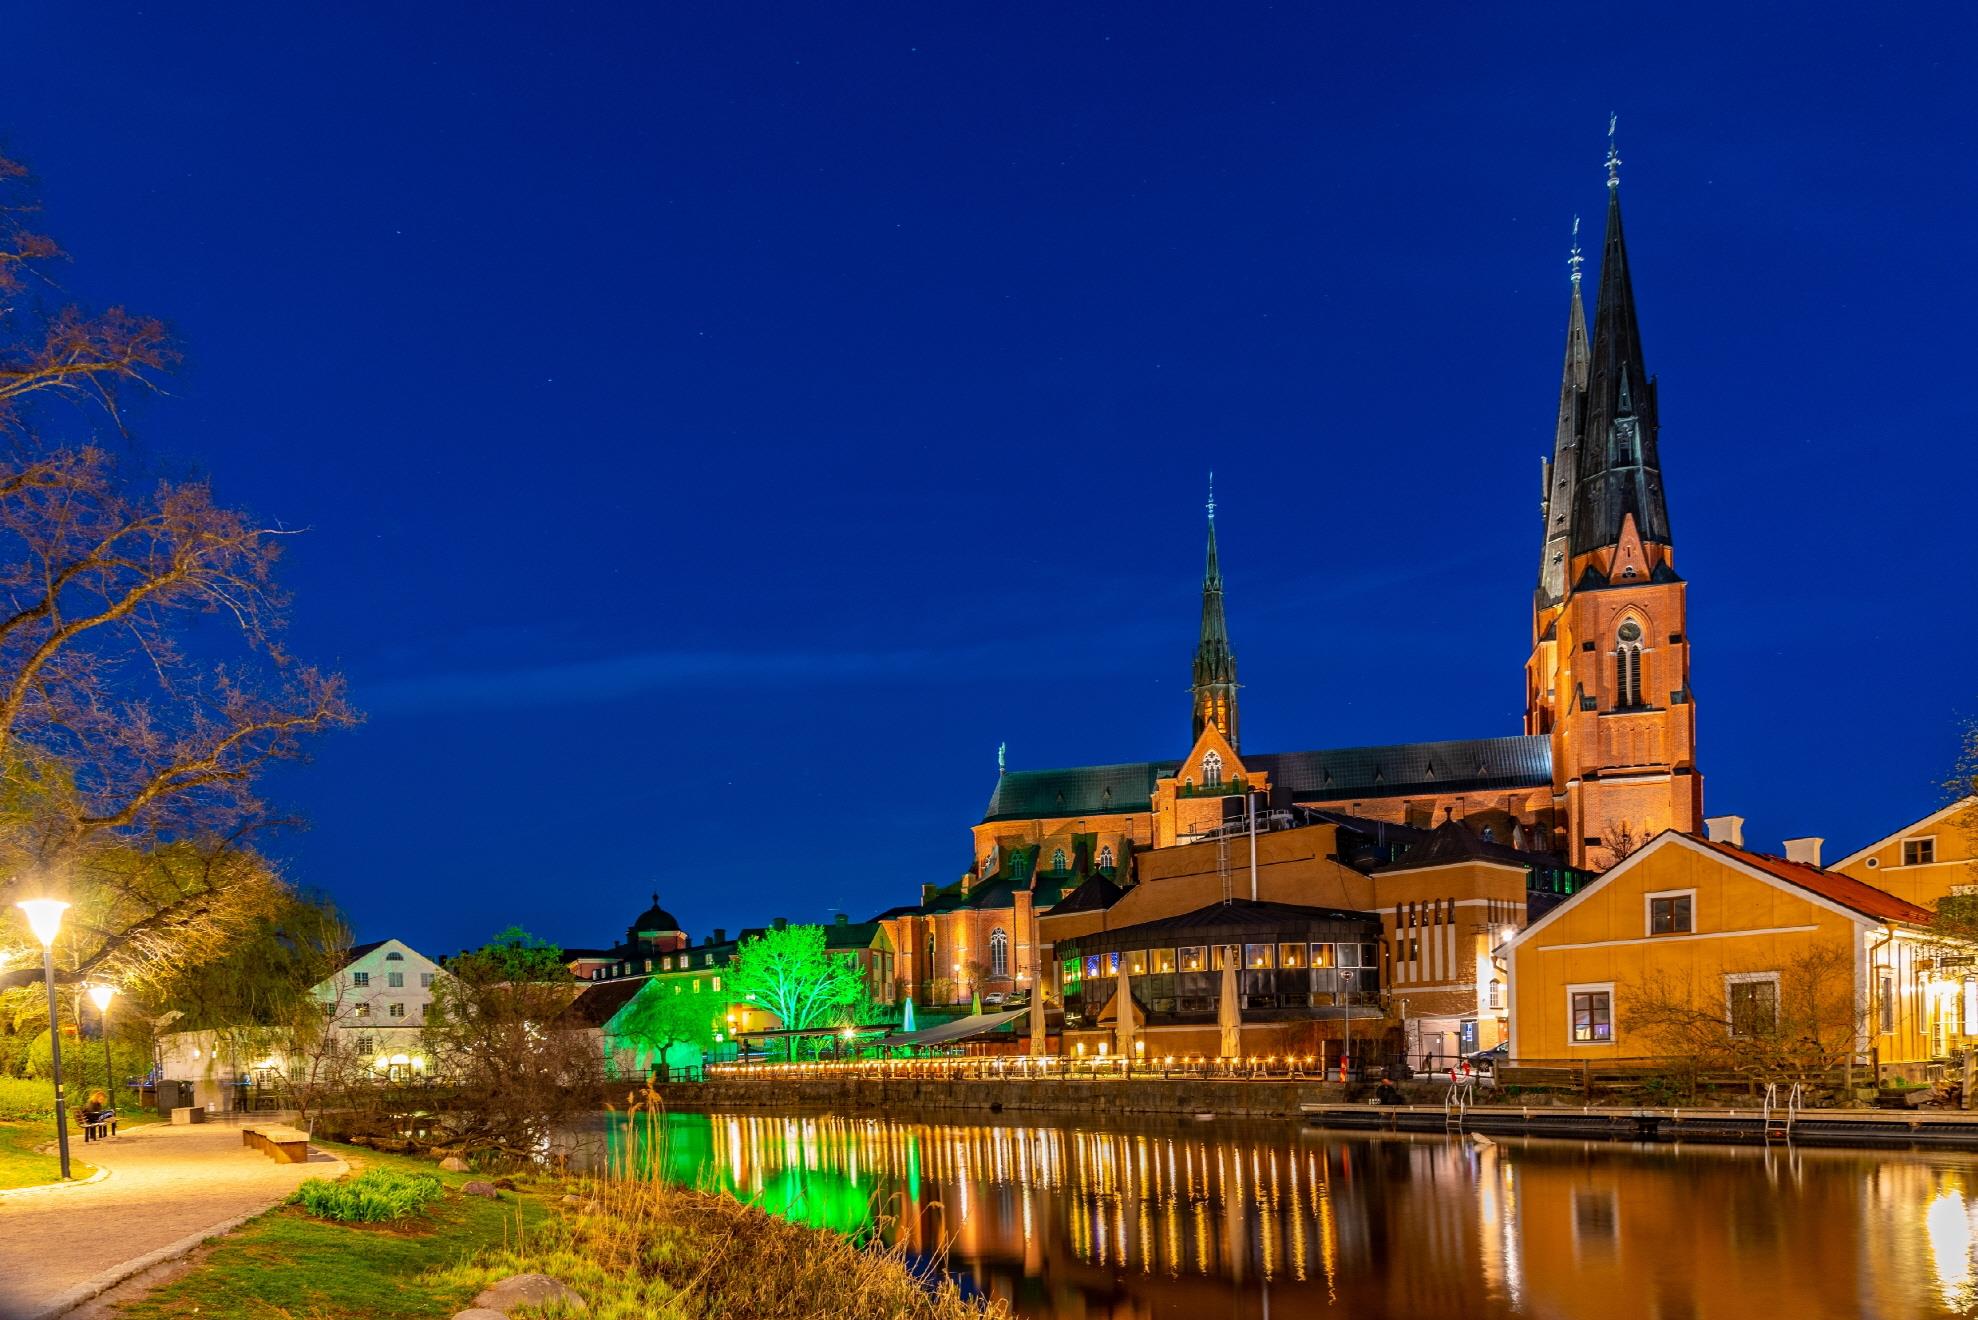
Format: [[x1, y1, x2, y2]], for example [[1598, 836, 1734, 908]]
[[1191, 475, 1239, 750]]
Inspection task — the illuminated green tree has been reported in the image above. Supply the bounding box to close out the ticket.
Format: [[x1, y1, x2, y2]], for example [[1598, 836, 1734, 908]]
[[614, 980, 717, 1078], [727, 924, 862, 1056]]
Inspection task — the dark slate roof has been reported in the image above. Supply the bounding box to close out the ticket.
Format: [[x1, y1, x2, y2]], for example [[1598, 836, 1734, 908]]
[[1248, 735, 1551, 801], [982, 736, 1549, 824], [1372, 819, 1567, 874], [1051, 874, 1127, 915], [1067, 899, 1383, 948], [983, 761, 1180, 823], [342, 940, 388, 967], [632, 894, 682, 934], [824, 920, 886, 950], [563, 978, 646, 1028]]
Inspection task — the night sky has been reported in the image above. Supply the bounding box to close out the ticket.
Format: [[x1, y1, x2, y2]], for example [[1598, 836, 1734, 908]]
[[7, 5, 1973, 956]]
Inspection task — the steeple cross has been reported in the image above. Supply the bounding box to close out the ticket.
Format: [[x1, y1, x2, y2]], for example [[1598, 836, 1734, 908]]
[[1605, 113, 1622, 190], [1568, 214, 1584, 288]]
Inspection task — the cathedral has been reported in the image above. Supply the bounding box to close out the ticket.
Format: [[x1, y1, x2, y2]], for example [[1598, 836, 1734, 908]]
[[882, 150, 1701, 1009]]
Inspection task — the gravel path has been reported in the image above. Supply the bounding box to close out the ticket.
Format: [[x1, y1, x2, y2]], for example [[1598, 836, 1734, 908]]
[[0, 1114, 346, 1320]]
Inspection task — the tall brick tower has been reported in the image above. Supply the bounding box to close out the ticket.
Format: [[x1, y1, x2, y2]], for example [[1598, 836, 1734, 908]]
[[1191, 476, 1240, 751], [1529, 130, 1702, 868]]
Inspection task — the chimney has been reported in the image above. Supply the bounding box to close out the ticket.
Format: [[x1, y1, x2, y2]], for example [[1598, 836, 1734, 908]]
[[835, 913, 849, 926], [922, 883, 938, 905], [773, 917, 787, 932], [1704, 816, 1745, 848], [1783, 837, 1825, 868], [713, 927, 726, 944]]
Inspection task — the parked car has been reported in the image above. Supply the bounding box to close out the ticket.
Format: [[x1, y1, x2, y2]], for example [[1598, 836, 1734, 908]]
[[983, 991, 1012, 1006], [1465, 1042, 1510, 1073]]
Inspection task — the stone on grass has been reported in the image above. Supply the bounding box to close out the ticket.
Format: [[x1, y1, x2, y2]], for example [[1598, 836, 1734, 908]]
[[471, 1272, 588, 1313], [439, 1155, 470, 1172], [452, 1311, 507, 1320], [460, 1179, 501, 1199]]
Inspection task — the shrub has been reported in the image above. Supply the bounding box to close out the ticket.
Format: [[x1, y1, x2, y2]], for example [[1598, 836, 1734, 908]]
[[290, 1168, 444, 1223], [0, 1077, 57, 1121]]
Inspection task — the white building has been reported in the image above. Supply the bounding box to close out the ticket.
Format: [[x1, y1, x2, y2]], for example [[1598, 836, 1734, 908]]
[[156, 936, 447, 1110], [318, 938, 445, 1078]]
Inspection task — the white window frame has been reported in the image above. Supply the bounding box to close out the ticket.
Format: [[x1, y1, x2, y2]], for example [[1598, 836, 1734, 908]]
[[1722, 971, 1781, 1037], [1566, 981, 1617, 1047], [1202, 750, 1224, 788], [1643, 888, 1697, 938], [1902, 835, 1939, 867]]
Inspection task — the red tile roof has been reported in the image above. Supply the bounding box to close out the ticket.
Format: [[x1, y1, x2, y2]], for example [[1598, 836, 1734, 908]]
[[1696, 836, 1933, 925]]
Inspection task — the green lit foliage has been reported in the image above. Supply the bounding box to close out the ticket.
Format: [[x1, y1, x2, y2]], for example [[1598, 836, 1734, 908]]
[[290, 1168, 444, 1223], [727, 925, 862, 1044], [614, 980, 716, 1073]]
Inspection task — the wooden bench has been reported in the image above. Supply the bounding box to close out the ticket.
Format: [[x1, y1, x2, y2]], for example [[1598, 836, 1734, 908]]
[[242, 1123, 311, 1164], [80, 1108, 118, 1141]]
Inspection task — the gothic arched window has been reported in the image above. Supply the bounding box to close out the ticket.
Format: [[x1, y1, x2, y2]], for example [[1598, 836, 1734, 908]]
[[1098, 845, 1115, 870], [989, 928, 1009, 979], [1616, 620, 1644, 709], [1052, 848, 1067, 873], [1202, 750, 1224, 788]]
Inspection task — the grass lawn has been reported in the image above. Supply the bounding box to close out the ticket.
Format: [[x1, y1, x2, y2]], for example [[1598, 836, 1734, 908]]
[[112, 1143, 551, 1320], [0, 1118, 96, 1190]]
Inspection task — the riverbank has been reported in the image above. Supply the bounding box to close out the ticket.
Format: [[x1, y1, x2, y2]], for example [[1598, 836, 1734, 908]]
[[651, 1075, 1978, 1149], [91, 1137, 1005, 1320]]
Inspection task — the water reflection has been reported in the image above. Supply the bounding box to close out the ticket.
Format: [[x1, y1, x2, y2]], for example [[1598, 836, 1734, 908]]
[[586, 1110, 1978, 1318]]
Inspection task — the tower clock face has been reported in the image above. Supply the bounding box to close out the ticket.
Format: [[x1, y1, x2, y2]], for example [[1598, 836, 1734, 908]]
[[1618, 621, 1642, 642]]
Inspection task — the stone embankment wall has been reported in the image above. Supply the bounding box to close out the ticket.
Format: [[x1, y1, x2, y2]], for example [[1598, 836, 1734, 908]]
[[649, 1075, 1389, 1121]]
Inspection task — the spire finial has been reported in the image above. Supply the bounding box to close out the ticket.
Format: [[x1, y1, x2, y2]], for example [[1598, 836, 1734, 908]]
[[1206, 471, 1216, 522], [997, 741, 1006, 774], [650, 891, 659, 907], [1568, 214, 1584, 289], [1605, 113, 1622, 191]]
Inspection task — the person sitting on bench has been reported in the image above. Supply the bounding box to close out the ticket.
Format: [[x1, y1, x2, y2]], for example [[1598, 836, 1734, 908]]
[[80, 1089, 117, 1142]]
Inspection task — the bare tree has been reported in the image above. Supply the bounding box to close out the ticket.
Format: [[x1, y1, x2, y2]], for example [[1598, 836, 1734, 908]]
[[1626, 947, 1863, 1088], [1602, 821, 1640, 864], [0, 153, 353, 996]]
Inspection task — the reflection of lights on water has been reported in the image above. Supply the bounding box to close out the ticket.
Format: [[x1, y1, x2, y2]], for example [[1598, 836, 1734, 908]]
[[1927, 1188, 1976, 1308]]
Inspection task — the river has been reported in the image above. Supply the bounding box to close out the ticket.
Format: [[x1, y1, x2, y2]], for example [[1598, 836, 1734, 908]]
[[584, 1108, 1978, 1319]]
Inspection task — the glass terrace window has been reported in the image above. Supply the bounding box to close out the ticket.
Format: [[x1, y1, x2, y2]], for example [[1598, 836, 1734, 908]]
[[1571, 990, 1613, 1043], [1085, 955, 1102, 979], [1279, 943, 1305, 968], [1126, 949, 1147, 975], [1151, 948, 1177, 973], [1649, 895, 1693, 936], [1245, 944, 1275, 969], [1178, 946, 1206, 972], [1310, 943, 1334, 968]]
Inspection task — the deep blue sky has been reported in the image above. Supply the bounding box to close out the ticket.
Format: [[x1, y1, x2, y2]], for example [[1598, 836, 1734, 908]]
[[8, 5, 1974, 956]]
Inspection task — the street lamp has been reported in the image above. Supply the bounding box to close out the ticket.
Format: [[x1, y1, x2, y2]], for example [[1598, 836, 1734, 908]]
[[17, 899, 72, 1180], [87, 983, 118, 1104]]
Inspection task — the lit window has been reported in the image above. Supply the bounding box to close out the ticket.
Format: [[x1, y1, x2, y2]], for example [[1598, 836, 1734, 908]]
[[353, 1002, 370, 1018], [1245, 943, 1275, 969], [1571, 990, 1613, 1043], [1202, 750, 1224, 788], [989, 928, 1009, 978], [1178, 946, 1206, 972], [692, 979, 702, 994], [1151, 948, 1177, 973], [1098, 846, 1114, 869], [711, 976, 721, 992], [1904, 838, 1937, 866], [1649, 895, 1692, 936], [1126, 949, 1146, 975], [355, 1035, 373, 1054], [1279, 943, 1305, 968]]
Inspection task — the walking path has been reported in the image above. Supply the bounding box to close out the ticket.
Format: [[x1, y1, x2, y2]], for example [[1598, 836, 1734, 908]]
[[0, 1114, 346, 1320]]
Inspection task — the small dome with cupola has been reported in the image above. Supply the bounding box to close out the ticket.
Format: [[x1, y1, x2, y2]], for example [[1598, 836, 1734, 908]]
[[627, 891, 687, 953]]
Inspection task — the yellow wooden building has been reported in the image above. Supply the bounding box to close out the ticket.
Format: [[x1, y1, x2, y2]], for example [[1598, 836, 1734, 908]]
[[1506, 827, 1975, 1077]]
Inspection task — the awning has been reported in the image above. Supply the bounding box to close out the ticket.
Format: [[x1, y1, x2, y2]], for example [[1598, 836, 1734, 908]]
[[880, 1009, 1030, 1048]]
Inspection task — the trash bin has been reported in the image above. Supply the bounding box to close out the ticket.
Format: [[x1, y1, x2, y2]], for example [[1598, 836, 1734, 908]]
[[156, 1079, 191, 1116]]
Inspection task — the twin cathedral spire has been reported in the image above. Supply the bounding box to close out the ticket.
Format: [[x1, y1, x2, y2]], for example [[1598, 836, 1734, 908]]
[[1190, 474, 1240, 751]]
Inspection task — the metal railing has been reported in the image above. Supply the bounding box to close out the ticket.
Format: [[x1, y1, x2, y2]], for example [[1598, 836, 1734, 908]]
[[706, 1052, 1388, 1084]]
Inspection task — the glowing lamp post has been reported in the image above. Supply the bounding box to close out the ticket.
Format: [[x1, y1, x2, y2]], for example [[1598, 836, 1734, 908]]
[[17, 899, 72, 1179], [87, 983, 118, 1101]]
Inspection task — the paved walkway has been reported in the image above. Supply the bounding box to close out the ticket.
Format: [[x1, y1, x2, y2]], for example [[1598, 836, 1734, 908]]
[[0, 1114, 346, 1320]]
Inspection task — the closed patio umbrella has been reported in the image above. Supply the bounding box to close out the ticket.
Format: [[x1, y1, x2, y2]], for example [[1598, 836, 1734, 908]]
[[1114, 958, 1136, 1061], [1218, 958, 1242, 1059]]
